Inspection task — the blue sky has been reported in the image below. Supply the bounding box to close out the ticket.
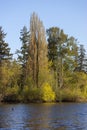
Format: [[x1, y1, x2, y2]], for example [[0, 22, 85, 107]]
[[0, 0, 87, 58]]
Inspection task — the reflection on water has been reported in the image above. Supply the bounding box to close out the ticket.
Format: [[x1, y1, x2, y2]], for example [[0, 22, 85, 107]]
[[0, 103, 87, 130]]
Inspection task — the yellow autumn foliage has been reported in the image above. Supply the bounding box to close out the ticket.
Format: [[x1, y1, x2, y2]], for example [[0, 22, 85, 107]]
[[40, 83, 55, 102]]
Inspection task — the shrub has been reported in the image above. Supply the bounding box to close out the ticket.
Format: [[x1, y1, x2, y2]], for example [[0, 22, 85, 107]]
[[3, 86, 19, 102], [56, 88, 86, 102], [22, 86, 41, 102], [40, 83, 55, 102]]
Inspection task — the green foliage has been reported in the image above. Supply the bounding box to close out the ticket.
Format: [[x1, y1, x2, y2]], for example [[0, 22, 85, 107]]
[[64, 72, 87, 90], [0, 60, 22, 101], [47, 27, 78, 88], [6, 86, 19, 95], [39, 61, 55, 87], [8, 60, 22, 87], [25, 76, 34, 87], [0, 27, 12, 96], [17, 26, 29, 64], [22, 86, 41, 102], [0, 26, 12, 63], [57, 72, 87, 102], [22, 83, 55, 102], [56, 88, 86, 102], [76, 44, 86, 72], [3, 86, 19, 102], [40, 83, 55, 102], [0, 60, 21, 88]]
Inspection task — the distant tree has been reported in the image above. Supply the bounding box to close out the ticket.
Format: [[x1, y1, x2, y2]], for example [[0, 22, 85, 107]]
[[76, 44, 87, 72], [17, 26, 30, 87], [47, 27, 58, 70], [0, 60, 21, 95], [8, 60, 22, 88], [65, 37, 78, 72], [47, 27, 79, 88], [0, 26, 12, 90], [17, 26, 29, 66], [0, 26, 12, 64], [47, 27, 68, 88]]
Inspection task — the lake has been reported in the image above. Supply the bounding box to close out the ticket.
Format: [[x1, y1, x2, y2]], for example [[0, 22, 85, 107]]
[[0, 103, 87, 130]]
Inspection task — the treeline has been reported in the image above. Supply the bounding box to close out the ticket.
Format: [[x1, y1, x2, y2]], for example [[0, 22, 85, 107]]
[[0, 12, 87, 103]]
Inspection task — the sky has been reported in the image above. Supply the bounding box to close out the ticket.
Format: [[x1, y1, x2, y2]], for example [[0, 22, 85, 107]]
[[0, 0, 87, 58]]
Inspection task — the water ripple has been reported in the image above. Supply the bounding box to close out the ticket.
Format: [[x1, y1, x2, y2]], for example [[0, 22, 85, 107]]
[[0, 103, 87, 130]]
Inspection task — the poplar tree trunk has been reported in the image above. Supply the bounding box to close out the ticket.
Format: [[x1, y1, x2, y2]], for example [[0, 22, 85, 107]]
[[36, 40, 39, 88]]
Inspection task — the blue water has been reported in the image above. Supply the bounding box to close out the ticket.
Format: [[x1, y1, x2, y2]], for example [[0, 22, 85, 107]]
[[0, 103, 87, 130]]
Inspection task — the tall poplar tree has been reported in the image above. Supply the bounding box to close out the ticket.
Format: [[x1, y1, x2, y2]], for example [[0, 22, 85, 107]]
[[28, 12, 48, 87]]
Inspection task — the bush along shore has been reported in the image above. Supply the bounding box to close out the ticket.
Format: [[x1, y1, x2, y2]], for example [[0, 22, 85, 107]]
[[1, 82, 87, 103]]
